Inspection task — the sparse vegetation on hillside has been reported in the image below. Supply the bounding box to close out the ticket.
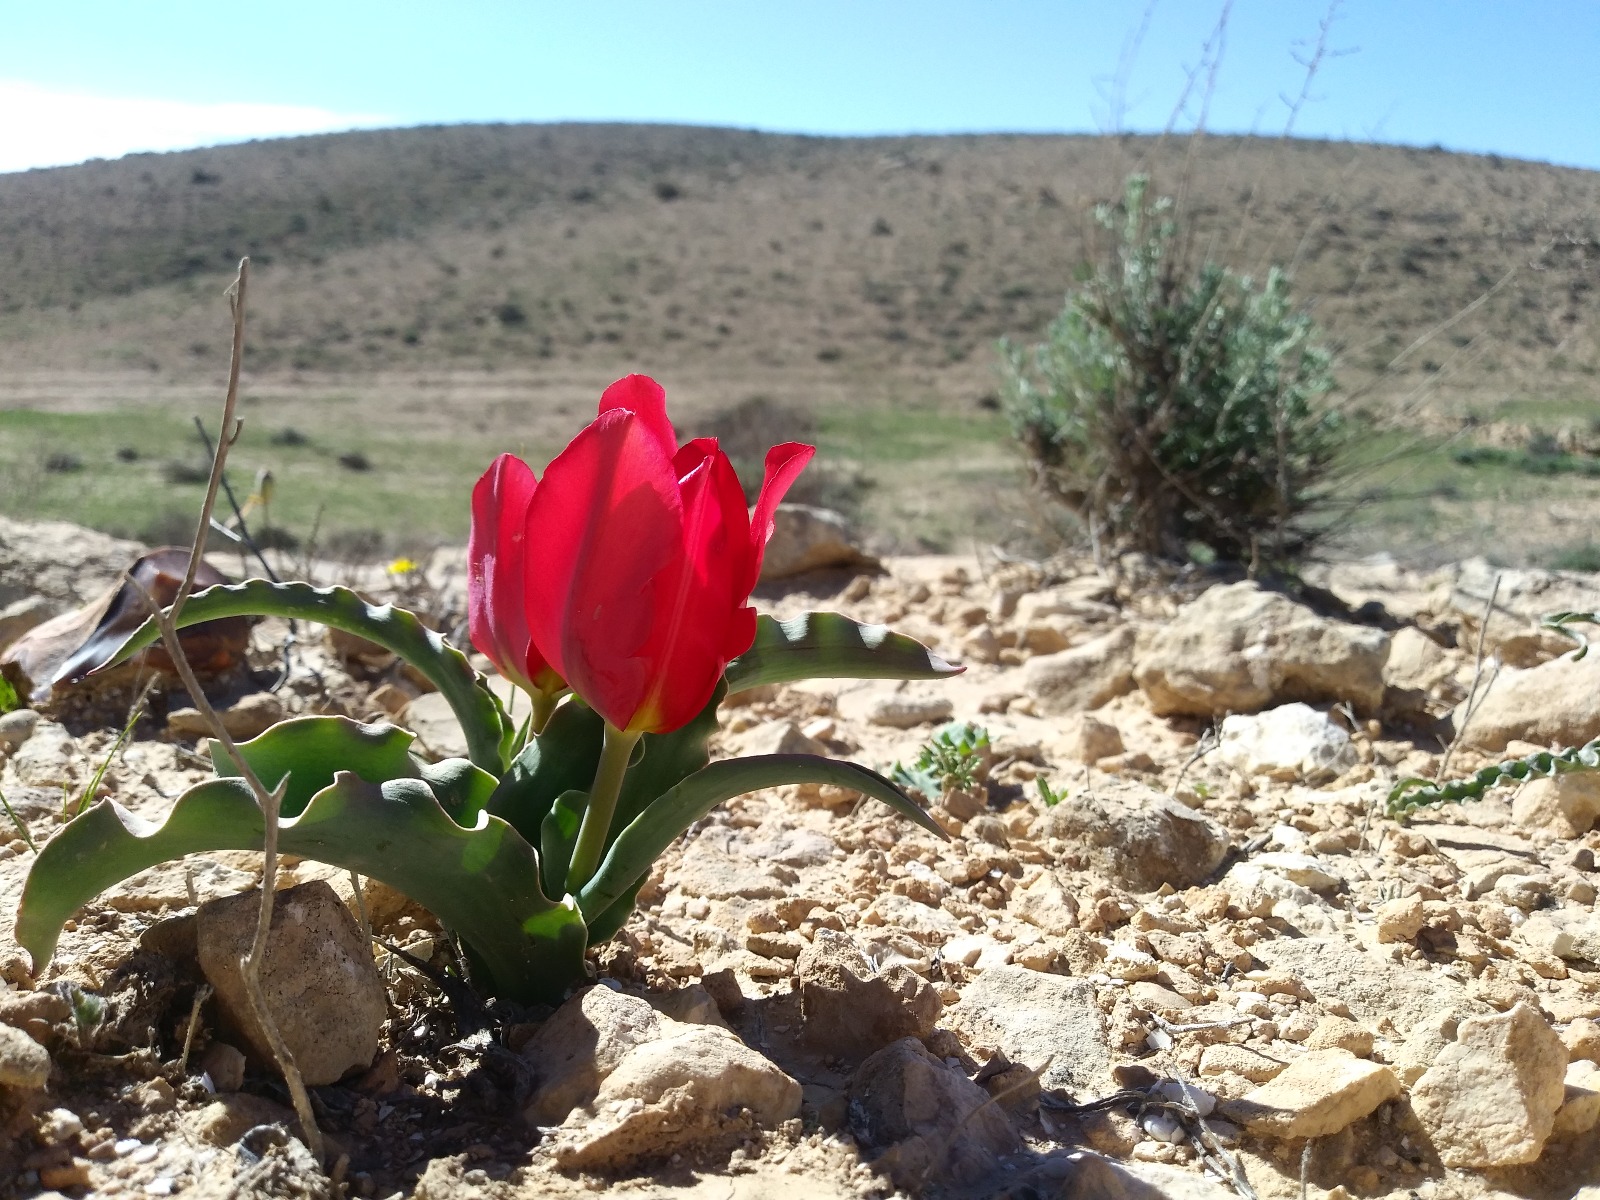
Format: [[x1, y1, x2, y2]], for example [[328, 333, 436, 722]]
[[1001, 175, 1345, 566], [0, 124, 1596, 561]]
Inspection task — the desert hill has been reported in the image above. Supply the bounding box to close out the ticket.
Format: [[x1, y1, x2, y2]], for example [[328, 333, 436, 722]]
[[0, 124, 1596, 560], [1, 123, 1595, 394]]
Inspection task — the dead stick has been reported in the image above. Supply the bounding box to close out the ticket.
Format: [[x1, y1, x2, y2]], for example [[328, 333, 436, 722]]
[[131, 259, 325, 1164]]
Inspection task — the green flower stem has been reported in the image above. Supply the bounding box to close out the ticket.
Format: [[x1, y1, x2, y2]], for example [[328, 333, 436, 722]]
[[564, 723, 642, 893], [530, 690, 559, 738]]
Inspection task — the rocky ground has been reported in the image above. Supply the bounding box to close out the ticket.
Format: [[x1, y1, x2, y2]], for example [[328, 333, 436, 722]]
[[2, 514, 1600, 1200]]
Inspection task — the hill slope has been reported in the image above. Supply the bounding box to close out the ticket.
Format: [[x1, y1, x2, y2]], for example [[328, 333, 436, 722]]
[[1, 124, 1596, 392], [0, 124, 1597, 560]]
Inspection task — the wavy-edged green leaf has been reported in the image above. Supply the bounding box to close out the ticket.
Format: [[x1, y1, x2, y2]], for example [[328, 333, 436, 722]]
[[1542, 611, 1600, 660], [487, 697, 605, 847], [208, 716, 418, 818], [17, 774, 585, 1004], [724, 612, 962, 694], [577, 753, 945, 923], [420, 757, 500, 825], [1388, 737, 1600, 818], [96, 580, 511, 773]]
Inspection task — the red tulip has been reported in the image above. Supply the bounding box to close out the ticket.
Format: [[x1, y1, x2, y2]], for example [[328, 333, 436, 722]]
[[468, 453, 566, 714], [523, 374, 813, 735]]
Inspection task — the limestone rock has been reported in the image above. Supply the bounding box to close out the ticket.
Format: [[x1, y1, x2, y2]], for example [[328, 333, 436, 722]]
[[847, 1037, 1019, 1189], [1055, 1152, 1240, 1200], [168, 692, 286, 741], [1513, 772, 1600, 838], [1454, 649, 1600, 752], [1222, 1049, 1400, 1138], [544, 1017, 800, 1169], [521, 986, 665, 1123], [1375, 893, 1426, 943], [795, 929, 941, 1058], [760, 505, 878, 580], [1383, 626, 1454, 692], [1555, 1058, 1600, 1136], [1011, 870, 1080, 936], [1252, 936, 1487, 1037], [1410, 1002, 1568, 1168], [735, 719, 827, 757], [1038, 781, 1230, 892], [1020, 626, 1136, 714], [0, 1020, 51, 1090], [1195, 1044, 1283, 1084], [195, 880, 386, 1087], [1216, 703, 1357, 783], [1059, 714, 1124, 764], [0, 707, 39, 752], [1134, 581, 1389, 717], [947, 965, 1110, 1092], [864, 694, 954, 729], [0, 515, 144, 608], [1450, 558, 1600, 667]]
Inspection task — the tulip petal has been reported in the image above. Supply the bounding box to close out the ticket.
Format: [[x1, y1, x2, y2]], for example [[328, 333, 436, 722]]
[[524, 409, 684, 732], [745, 442, 816, 590], [599, 374, 678, 464], [468, 454, 541, 693], [631, 448, 754, 733]]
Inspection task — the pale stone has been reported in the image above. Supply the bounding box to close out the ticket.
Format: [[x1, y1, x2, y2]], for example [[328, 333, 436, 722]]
[[1020, 627, 1137, 714], [1455, 650, 1600, 752], [0, 1021, 50, 1090], [948, 965, 1111, 1092], [847, 1037, 1019, 1189], [794, 929, 941, 1058], [1222, 1049, 1401, 1138], [1410, 1002, 1568, 1168], [1135, 582, 1389, 717], [1198, 1044, 1286, 1084], [1037, 780, 1230, 892], [521, 986, 665, 1125], [546, 1022, 802, 1169], [1216, 703, 1357, 783], [761, 504, 878, 580], [1554, 1058, 1600, 1136], [1375, 893, 1426, 943], [1063, 716, 1125, 768], [195, 880, 386, 1087], [1512, 772, 1600, 838]]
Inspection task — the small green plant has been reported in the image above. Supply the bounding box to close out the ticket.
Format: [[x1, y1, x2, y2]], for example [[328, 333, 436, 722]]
[[1388, 611, 1598, 818], [1036, 778, 1066, 807], [891, 721, 990, 799], [1000, 175, 1344, 565]]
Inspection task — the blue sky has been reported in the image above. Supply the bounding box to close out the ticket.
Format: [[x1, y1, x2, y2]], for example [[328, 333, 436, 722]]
[[2, 1, 1597, 173]]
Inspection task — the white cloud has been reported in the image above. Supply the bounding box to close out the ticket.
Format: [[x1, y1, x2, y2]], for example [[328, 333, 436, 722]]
[[0, 81, 393, 173]]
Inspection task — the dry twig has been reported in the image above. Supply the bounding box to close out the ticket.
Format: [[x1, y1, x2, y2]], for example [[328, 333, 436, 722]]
[[131, 258, 325, 1163]]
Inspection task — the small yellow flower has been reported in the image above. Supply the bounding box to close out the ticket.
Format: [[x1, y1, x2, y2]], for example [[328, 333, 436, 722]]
[[388, 557, 419, 576]]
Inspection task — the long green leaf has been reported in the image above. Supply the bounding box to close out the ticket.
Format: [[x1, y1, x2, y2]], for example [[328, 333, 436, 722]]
[[724, 612, 961, 694], [94, 579, 511, 773], [577, 753, 945, 923], [208, 715, 419, 818], [17, 774, 585, 1004]]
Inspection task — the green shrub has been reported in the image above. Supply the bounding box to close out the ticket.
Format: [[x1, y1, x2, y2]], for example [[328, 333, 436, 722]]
[[1000, 175, 1344, 565]]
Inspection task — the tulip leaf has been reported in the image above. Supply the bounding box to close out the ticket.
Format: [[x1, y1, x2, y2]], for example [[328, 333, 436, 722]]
[[16, 773, 585, 1005], [95, 579, 512, 774], [540, 789, 587, 899], [488, 697, 605, 846], [207, 715, 419, 818], [577, 753, 945, 924], [724, 612, 962, 693]]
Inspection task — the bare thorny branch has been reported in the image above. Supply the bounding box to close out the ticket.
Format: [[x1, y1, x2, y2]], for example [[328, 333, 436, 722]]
[[130, 258, 326, 1164]]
